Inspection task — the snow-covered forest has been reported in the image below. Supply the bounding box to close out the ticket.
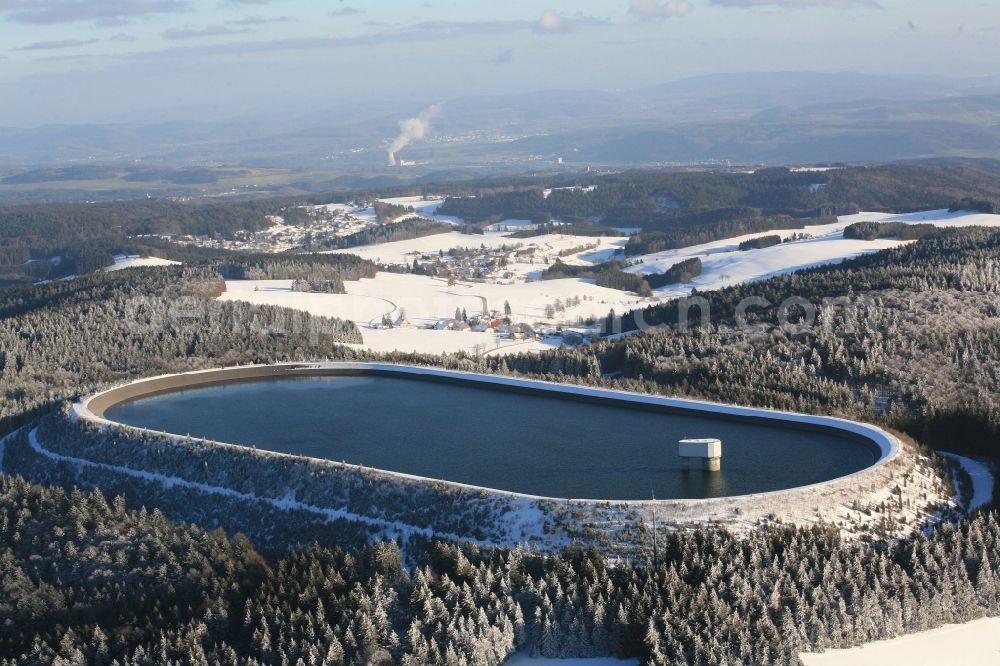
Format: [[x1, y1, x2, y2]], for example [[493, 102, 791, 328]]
[[2, 469, 1000, 665], [2, 165, 1000, 664]]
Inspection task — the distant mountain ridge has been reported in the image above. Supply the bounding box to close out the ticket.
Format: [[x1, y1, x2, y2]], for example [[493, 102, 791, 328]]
[[2, 70, 1000, 170]]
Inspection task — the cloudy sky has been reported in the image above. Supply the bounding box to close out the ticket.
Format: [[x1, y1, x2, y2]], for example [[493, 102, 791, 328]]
[[1, 0, 998, 126]]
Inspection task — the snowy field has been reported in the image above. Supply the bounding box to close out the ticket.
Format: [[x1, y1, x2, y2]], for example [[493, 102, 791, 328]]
[[219, 273, 647, 356], [627, 209, 1000, 297], [312, 196, 465, 227], [485, 219, 536, 232], [105, 254, 180, 272], [217, 209, 1000, 356], [323, 231, 534, 264], [378, 195, 465, 225], [799, 616, 1000, 666], [542, 185, 596, 198], [323, 230, 627, 274], [221, 273, 646, 326]]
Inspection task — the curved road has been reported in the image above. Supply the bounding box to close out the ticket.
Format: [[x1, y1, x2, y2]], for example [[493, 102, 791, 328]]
[[363, 296, 397, 327]]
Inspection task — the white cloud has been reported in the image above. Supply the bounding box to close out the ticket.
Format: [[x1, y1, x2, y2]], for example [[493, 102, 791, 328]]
[[13, 38, 100, 50], [0, 0, 188, 25], [227, 15, 294, 26], [534, 9, 606, 34], [163, 24, 248, 40], [535, 9, 565, 33], [629, 0, 693, 19], [120, 20, 533, 60], [328, 6, 363, 17], [710, 0, 878, 8]]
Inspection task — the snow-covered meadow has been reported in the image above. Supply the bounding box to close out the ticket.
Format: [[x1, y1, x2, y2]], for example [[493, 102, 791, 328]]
[[799, 616, 1000, 666], [105, 254, 181, 272], [322, 229, 626, 272], [218, 273, 647, 356], [312, 195, 465, 228], [378, 195, 465, 225], [626, 209, 1000, 297], [38, 253, 179, 283], [217, 209, 1000, 356]]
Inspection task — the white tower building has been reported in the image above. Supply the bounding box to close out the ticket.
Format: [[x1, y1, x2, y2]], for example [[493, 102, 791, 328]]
[[678, 438, 722, 472]]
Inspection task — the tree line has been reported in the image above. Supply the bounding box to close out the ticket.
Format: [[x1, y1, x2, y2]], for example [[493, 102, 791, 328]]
[[843, 221, 939, 241], [315, 219, 453, 251], [438, 163, 1000, 236], [624, 214, 829, 255], [739, 234, 783, 251], [542, 258, 703, 295]]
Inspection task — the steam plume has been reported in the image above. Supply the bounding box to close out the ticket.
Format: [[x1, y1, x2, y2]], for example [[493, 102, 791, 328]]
[[387, 104, 440, 166]]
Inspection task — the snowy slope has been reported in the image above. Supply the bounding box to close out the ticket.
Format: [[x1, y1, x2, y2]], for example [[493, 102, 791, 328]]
[[378, 195, 465, 225], [626, 209, 1000, 296], [219, 274, 645, 356], [323, 231, 626, 268], [220, 209, 1000, 356], [939, 452, 995, 510], [799, 616, 1000, 666], [221, 273, 649, 327], [323, 231, 523, 263], [105, 255, 181, 271]]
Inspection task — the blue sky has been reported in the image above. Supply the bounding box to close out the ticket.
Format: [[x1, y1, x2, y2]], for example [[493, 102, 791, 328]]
[[1, 0, 998, 125]]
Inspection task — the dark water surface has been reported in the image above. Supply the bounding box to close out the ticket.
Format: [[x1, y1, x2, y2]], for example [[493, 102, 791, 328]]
[[105, 376, 876, 500]]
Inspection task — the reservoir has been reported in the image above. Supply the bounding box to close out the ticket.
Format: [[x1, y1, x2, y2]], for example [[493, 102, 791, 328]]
[[103, 374, 877, 500]]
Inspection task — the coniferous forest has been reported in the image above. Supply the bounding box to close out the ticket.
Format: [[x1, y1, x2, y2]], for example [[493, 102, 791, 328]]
[[3, 469, 1000, 666]]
